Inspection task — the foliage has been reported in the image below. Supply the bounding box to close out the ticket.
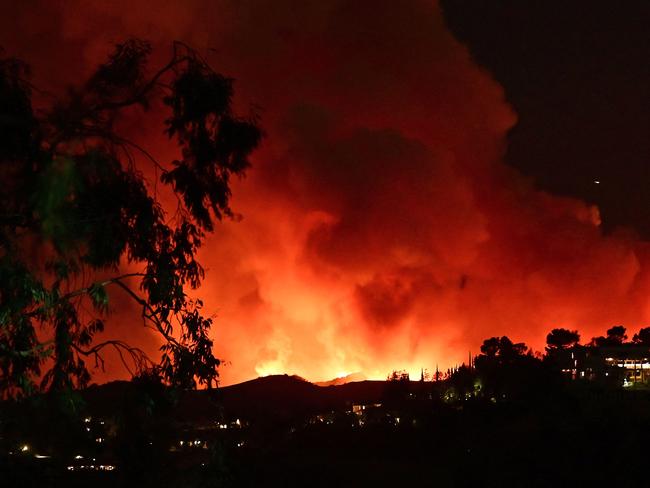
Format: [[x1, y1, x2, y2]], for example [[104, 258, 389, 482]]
[[477, 336, 527, 363], [0, 40, 262, 398], [387, 370, 410, 382], [385, 369, 411, 404], [545, 328, 580, 350], [633, 326, 650, 345], [462, 336, 564, 402], [463, 324, 650, 400], [590, 325, 628, 347]]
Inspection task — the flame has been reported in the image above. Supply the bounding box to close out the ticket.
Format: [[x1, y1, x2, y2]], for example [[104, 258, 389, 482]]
[[5, 0, 650, 386]]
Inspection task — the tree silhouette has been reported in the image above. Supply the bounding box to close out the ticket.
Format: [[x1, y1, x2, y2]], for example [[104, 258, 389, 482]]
[[478, 336, 527, 362], [544, 328, 580, 375], [385, 369, 410, 404], [591, 325, 628, 347], [0, 40, 261, 398], [472, 336, 552, 401], [632, 327, 650, 345], [546, 328, 580, 350], [606, 325, 627, 344]]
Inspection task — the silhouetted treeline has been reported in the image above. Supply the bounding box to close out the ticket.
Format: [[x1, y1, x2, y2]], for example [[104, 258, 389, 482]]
[[4, 324, 650, 487]]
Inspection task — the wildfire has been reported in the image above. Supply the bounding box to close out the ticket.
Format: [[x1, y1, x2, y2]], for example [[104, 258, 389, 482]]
[[6, 0, 650, 387]]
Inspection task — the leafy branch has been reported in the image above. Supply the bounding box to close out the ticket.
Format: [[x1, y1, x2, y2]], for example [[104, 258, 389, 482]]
[[0, 38, 261, 397]]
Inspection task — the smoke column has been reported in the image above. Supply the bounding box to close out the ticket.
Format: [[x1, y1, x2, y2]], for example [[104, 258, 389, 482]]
[[3, 0, 650, 385]]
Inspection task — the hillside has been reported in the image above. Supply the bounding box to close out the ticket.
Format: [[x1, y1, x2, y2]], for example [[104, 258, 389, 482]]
[[78, 375, 392, 425]]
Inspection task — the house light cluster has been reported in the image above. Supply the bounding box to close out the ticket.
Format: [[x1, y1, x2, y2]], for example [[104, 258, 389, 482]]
[[67, 464, 115, 472], [179, 439, 205, 447]]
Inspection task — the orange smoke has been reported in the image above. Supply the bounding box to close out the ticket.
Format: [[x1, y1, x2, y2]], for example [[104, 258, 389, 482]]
[[3, 0, 650, 385]]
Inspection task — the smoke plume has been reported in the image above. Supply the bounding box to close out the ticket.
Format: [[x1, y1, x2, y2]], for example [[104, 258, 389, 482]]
[[3, 0, 650, 384]]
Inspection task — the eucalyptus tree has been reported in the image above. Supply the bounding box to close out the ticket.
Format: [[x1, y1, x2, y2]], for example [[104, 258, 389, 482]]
[[0, 40, 261, 398]]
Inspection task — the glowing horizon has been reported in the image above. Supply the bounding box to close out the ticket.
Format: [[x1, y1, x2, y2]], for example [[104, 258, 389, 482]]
[[5, 0, 650, 388]]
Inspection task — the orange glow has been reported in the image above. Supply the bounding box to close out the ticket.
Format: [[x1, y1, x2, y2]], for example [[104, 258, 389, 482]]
[[5, 1, 650, 386]]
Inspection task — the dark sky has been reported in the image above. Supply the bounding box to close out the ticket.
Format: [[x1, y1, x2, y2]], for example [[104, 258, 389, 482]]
[[442, 0, 650, 235]]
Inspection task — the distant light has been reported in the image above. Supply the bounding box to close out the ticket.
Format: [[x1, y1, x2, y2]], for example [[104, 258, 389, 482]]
[[20, 445, 29, 452], [74, 455, 84, 459], [68, 464, 115, 471], [84, 417, 91, 423], [34, 454, 51, 459], [594, 180, 600, 184]]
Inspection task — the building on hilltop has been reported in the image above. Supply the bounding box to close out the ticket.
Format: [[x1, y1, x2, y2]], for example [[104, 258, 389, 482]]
[[551, 344, 650, 386]]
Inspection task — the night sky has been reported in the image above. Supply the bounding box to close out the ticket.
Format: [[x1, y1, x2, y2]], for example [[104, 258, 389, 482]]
[[443, 0, 650, 235], [2, 0, 649, 385]]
